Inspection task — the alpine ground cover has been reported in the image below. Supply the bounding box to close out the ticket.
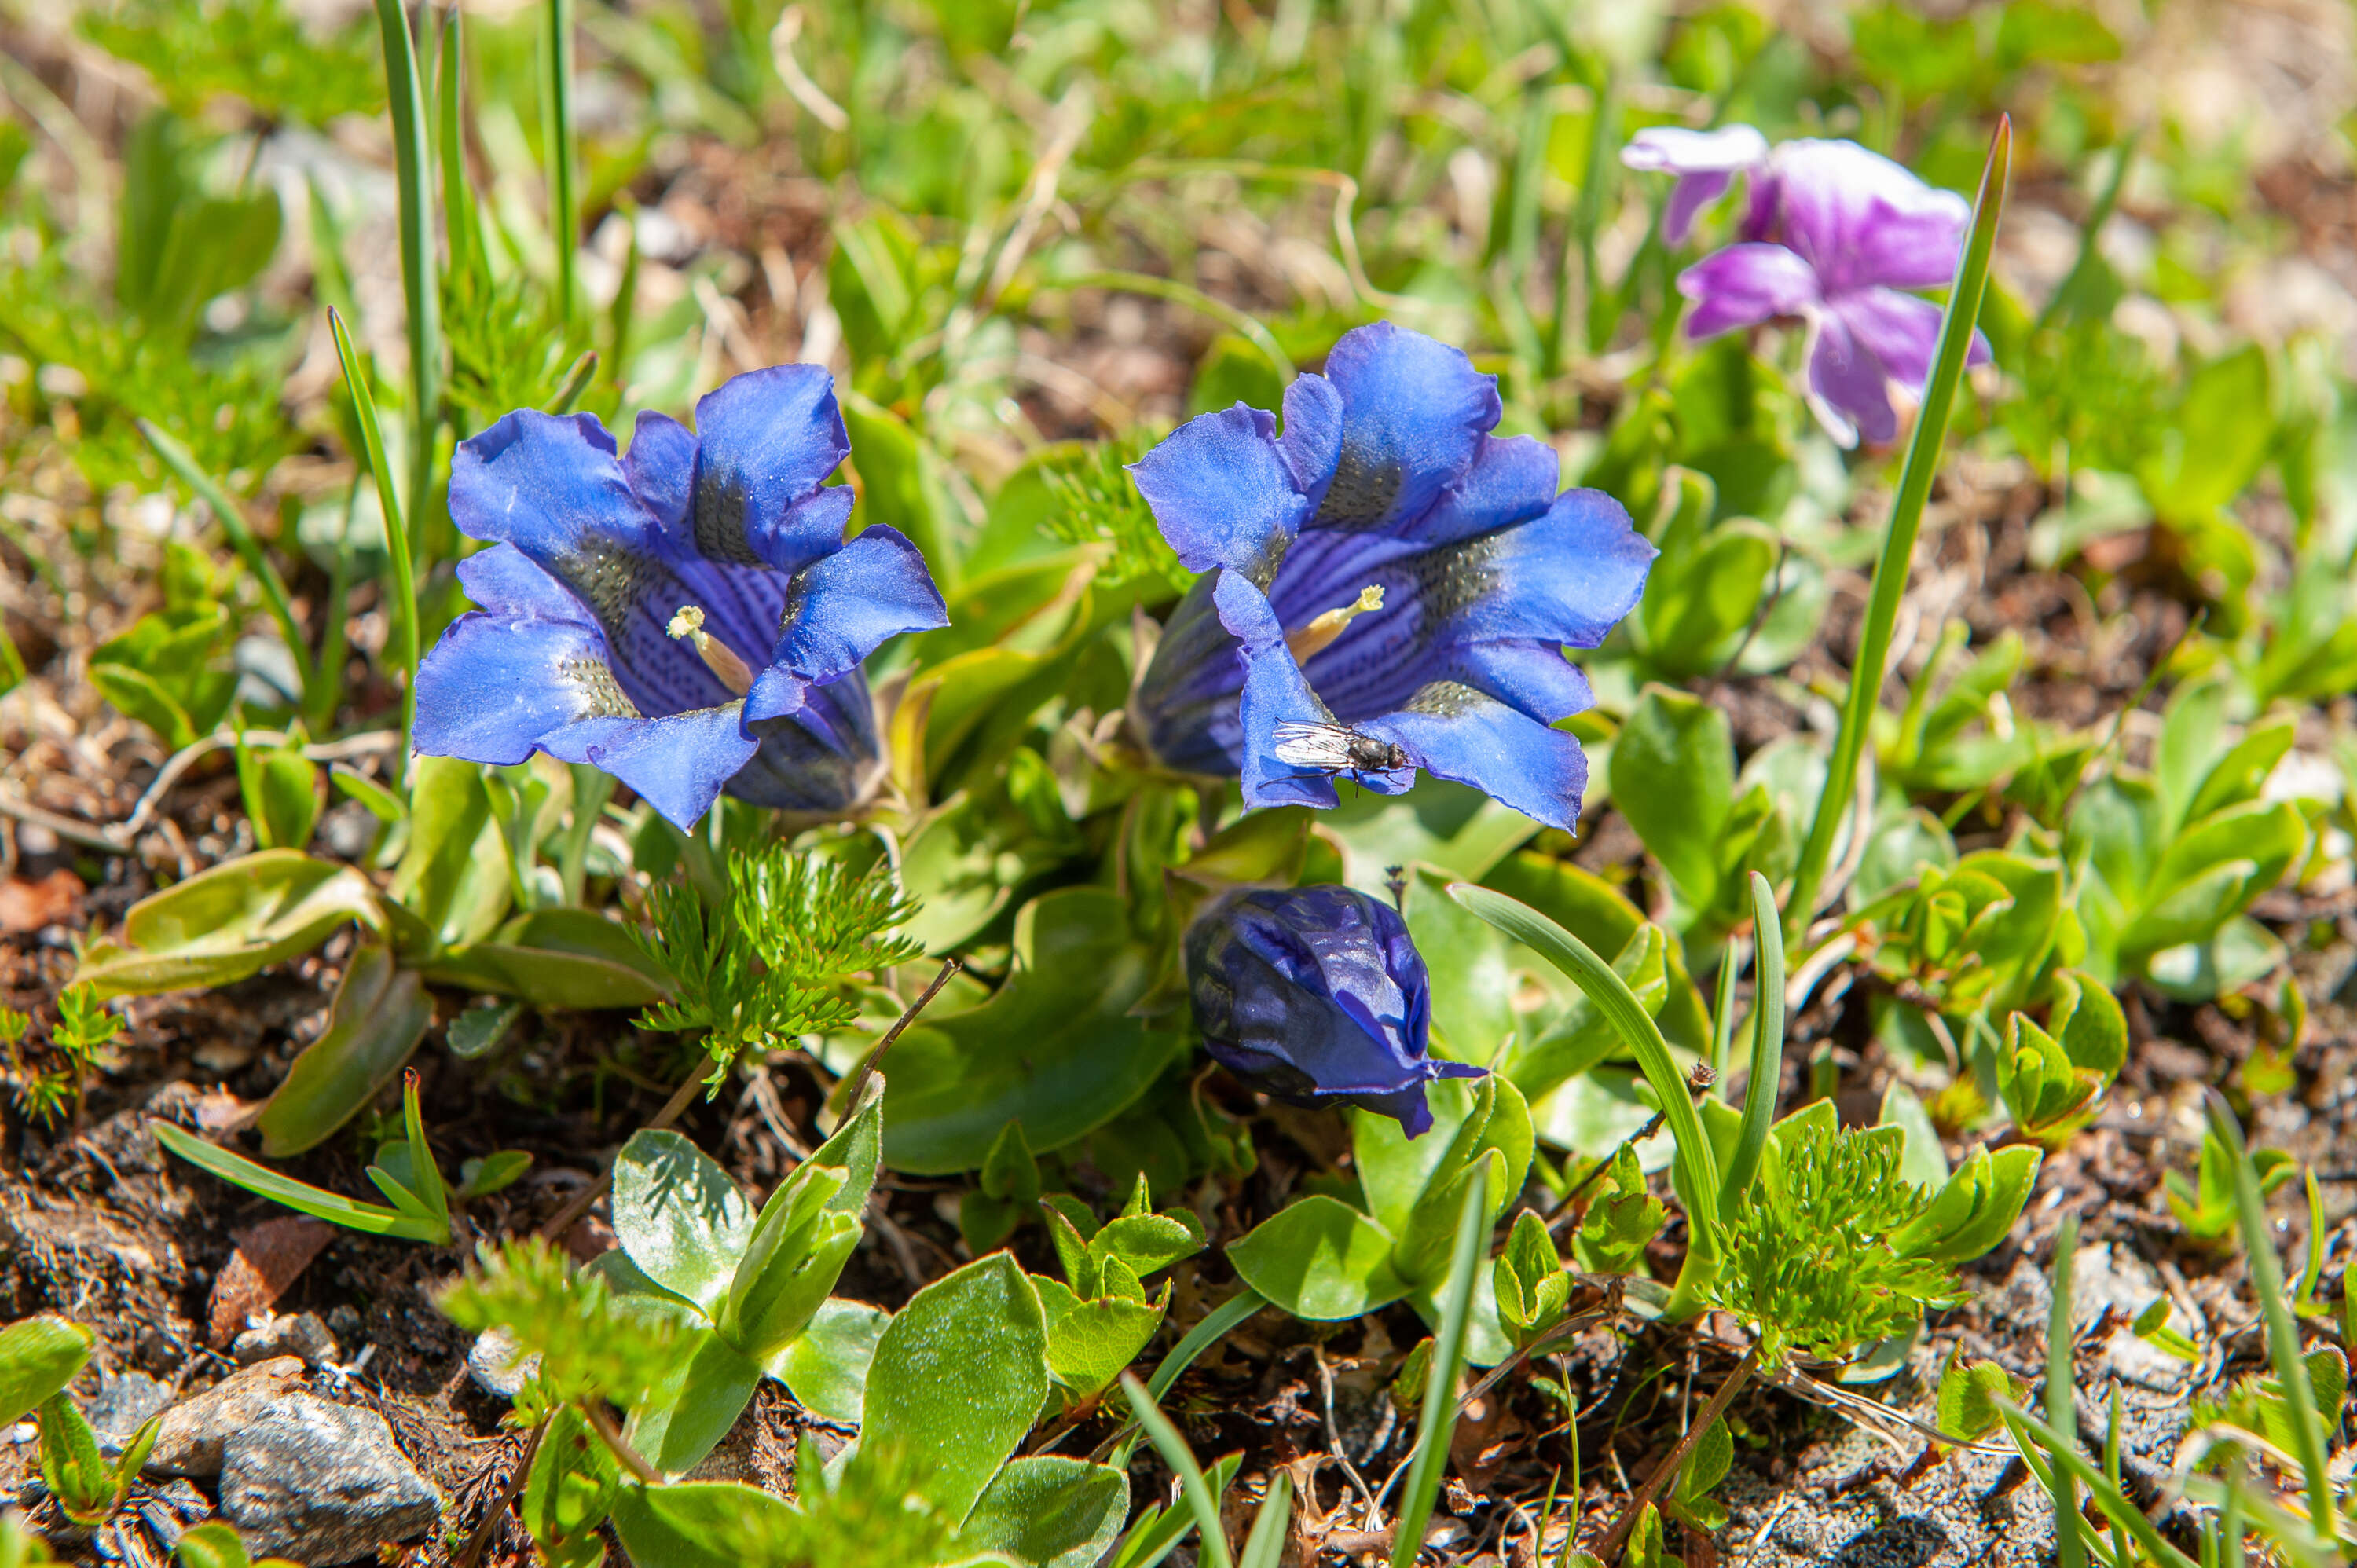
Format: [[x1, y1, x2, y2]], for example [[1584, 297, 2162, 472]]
[[2, 1, 2356, 1566]]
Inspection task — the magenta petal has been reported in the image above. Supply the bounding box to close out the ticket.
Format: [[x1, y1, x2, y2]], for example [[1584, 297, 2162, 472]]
[[1621, 123, 1769, 175], [1805, 310, 1895, 449], [1835, 288, 1944, 390], [1679, 243, 1823, 339], [1765, 139, 1971, 294]]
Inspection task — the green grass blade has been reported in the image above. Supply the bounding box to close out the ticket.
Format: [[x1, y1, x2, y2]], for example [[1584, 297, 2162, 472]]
[[436, 5, 484, 291], [373, 0, 441, 542], [1997, 1403, 2200, 1568], [1450, 884, 1721, 1248], [2208, 1094, 2337, 1545], [400, 1068, 449, 1233], [1120, 1372, 1234, 1568], [152, 1120, 438, 1240], [544, 0, 578, 332], [1719, 871, 1786, 1220], [328, 306, 420, 763], [1390, 1174, 1490, 1568], [2047, 1212, 2085, 1568], [1237, 1471, 1292, 1568], [1787, 116, 2011, 941], [1150, 1288, 1265, 1401], [134, 421, 311, 705]]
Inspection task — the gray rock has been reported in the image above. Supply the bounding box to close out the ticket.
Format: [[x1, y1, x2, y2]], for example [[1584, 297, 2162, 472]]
[[233, 1311, 339, 1369], [86, 1372, 172, 1453], [465, 1326, 540, 1400], [145, 1356, 308, 1477], [219, 1394, 440, 1566]]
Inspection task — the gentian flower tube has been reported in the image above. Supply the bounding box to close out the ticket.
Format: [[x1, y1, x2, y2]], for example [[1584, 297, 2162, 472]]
[[1622, 127, 1992, 447], [1127, 322, 1655, 831], [1185, 885, 1483, 1138], [412, 365, 948, 829]]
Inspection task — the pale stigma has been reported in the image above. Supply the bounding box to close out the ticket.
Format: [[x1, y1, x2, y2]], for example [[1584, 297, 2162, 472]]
[[666, 605, 756, 696], [1285, 585, 1385, 664]]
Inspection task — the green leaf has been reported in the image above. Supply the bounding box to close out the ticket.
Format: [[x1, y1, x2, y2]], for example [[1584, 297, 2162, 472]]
[[1892, 1143, 2041, 1262], [447, 1001, 524, 1061], [1508, 924, 1671, 1105], [153, 1119, 441, 1240], [627, 1326, 764, 1478], [610, 1479, 804, 1568], [237, 735, 319, 852], [717, 1161, 861, 1361], [423, 908, 670, 1009], [2138, 345, 2274, 522], [388, 756, 500, 948], [0, 1317, 93, 1428], [1388, 1178, 1490, 1568], [71, 849, 382, 998], [611, 1130, 757, 1318], [881, 888, 1188, 1173], [1036, 1277, 1166, 1403], [1226, 1196, 1411, 1321], [1935, 1352, 2022, 1445], [1675, 1415, 1733, 1506], [958, 1457, 1128, 1568], [852, 1253, 1050, 1526], [1402, 865, 1520, 1064], [456, 1149, 533, 1200], [521, 1407, 621, 1568], [843, 391, 961, 587], [768, 1298, 889, 1425], [254, 940, 431, 1156], [173, 1520, 266, 1568], [1609, 685, 1733, 915]]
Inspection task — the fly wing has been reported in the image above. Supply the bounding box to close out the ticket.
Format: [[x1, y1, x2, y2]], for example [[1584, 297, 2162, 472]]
[[1270, 720, 1358, 769]]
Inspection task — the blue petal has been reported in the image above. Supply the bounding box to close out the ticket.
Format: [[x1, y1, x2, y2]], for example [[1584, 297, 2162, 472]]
[[1276, 373, 1344, 500], [1213, 571, 1340, 811], [1359, 685, 1592, 831], [412, 610, 634, 767], [1131, 573, 1248, 775], [1449, 485, 1656, 650], [744, 526, 947, 723], [1312, 322, 1501, 530], [1128, 405, 1309, 583], [623, 411, 699, 533], [1391, 434, 1560, 548], [688, 365, 853, 574], [539, 705, 760, 831], [732, 671, 883, 813], [449, 409, 656, 560], [453, 544, 596, 625]]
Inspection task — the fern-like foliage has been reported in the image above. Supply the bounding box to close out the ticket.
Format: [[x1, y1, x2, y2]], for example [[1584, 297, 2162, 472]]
[[438, 1238, 680, 1419], [633, 848, 922, 1085], [1705, 1120, 1962, 1370], [1039, 431, 1192, 595]]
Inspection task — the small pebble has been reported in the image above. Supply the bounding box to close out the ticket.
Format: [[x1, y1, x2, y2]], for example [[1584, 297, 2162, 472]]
[[86, 1371, 173, 1453], [233, 1312, 339, 1369], [145, 1356, 308, 1478], [219, 1394, 441, 1566], [465, 1326, 541, 1401]]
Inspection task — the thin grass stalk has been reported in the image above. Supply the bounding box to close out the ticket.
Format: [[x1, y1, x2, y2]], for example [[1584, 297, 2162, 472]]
[[328, 307, 420, 762], [2208, 1093, 2337, 1545], [2048, 1212, 2086, 1568], [545, 0, 579, 334], [373, 0, 441, 548], [134, 421, 312, 707], [1787, 116, 2011, 943], [1718, 871, 1785, 1220], [1120, 1373, 1234, 1568], [1389, 1174, 1491, 1568], [1449, 885, 1722, 1310]]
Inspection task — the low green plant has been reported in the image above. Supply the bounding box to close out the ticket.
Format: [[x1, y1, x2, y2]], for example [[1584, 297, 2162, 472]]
[[634, 846, 922, 1088], [2165, 1123, 2296, 1246], [153, 1071, 525, 1244], [1035, 1176, 1204, 1411], [35, 1392, 159, 1530], [1994, 971, 2127, 1145]]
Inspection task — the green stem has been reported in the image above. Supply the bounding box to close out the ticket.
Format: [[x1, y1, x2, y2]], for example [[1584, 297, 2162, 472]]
[[1389, 1177, 1490, 1568], [328, 308, 420, 765], [374, 0, 442, 555], [1787, 117, 2011, 944], [545, 0, 579, 335]]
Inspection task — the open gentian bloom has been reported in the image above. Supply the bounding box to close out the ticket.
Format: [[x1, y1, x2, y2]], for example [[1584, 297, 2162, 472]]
[[412, 365, 948, 829], [1127, 323, 1654, 831], [1622, 128, 1992, 447], [1186, 885, 1482, 1138]]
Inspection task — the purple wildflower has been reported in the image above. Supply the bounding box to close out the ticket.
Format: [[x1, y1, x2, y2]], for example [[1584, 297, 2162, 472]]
[[1622, 127, 1992, 447]]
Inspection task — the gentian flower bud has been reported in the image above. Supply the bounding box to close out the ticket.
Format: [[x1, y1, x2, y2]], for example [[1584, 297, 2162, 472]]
[[1185, 885, 1483, 1138]]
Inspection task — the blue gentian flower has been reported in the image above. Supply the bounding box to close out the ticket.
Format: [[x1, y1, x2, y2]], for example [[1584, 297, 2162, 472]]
[[1186, 885, 1482, 1138], [1127, 323, 1655, 831], [412, 365, 948, 829]]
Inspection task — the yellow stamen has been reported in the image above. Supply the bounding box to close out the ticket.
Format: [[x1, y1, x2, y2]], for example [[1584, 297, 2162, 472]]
[[666, 604, 756, 697], [1285, 584, 1385, 664]]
